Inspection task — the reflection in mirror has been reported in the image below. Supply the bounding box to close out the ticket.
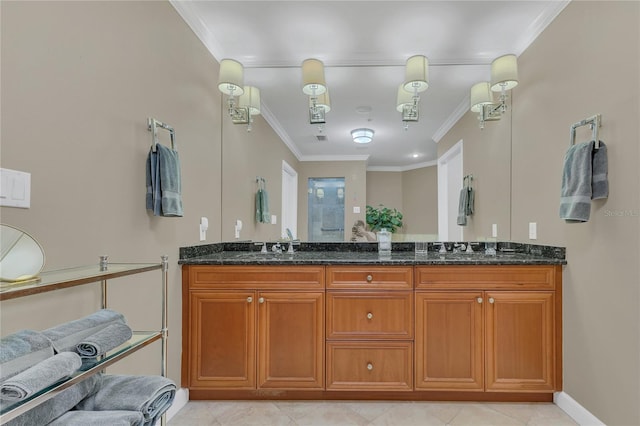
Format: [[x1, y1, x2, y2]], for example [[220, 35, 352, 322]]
[[0, 224, 46, 282], [308, 177, 345, 241]]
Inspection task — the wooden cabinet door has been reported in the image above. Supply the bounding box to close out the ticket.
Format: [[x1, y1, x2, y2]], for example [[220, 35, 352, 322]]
[[485, 291, 555, 392], [188, 291, 256, 389], [415, 292, 484, 391], [257, 291, 324, 389]]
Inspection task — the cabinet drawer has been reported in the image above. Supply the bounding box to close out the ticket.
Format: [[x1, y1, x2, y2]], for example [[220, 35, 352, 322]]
[[415, 265, 558, 290], [326, 292, 413, 339], [326, 342, 413, 391], [326, 266, 413, 290], [187, 265, 324, 290]]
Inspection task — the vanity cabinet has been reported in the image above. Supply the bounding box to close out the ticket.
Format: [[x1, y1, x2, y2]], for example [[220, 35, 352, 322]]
[[414, 265, 561, 393], [182, 265, 325, 391], [325, 266, 414, 391]]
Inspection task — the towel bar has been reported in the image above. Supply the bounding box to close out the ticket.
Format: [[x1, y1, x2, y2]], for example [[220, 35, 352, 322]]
[[147, 118, 176, 152], [570, 114, 601, 149]]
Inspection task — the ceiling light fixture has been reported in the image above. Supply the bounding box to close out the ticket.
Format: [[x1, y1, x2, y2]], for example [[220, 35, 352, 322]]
[[397, 55, 429, 127], [302, 58, 329, 126], [351, 128, 374, 144], [469, 54, 519, 129]]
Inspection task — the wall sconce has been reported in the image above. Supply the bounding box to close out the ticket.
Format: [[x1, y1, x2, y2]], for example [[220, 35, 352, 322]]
[[470, 54, 519, 129], [309, 90, 330, 131], [398, 55, 429, 127], [337, 187, 344, 199], [218, 59, 249, 124], [316, 188, 324, 199], [302, 58, 328, 125], [351, 128, 375, 144], [396, 84, 416, 130], [237, 86, 261, 132]]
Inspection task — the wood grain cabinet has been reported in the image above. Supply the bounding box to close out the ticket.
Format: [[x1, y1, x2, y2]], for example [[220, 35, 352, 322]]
[[325, 266, 414, 391], [415, 265, 562, 393], [182, 265, 325, 391]]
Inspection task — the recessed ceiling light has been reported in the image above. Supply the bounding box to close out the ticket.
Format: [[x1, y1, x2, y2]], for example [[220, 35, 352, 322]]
[[355, 106, 372, 114], [412, 153, 420, 158]]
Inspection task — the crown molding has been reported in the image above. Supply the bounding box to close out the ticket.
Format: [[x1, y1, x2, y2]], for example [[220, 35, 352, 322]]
[[367, 161, 437, 172], [299, 155, 370, 163]]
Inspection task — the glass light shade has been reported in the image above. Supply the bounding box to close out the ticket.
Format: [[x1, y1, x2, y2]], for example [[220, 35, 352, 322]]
[[218, 59, 245, 96], [490, 54, 519, 92], [351, 128, 374, 144], [310, 90, 331, 112], [396, 84, 413, 112], [302, 58, 327, 95], [238, 86, 261, 115], [470, 82, 493, 112], [403, 55, 429, 93]]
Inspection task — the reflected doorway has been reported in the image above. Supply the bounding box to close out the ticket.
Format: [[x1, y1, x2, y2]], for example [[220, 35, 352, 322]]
[[308, 177, 345, 241], [438, 140, 463, 241]]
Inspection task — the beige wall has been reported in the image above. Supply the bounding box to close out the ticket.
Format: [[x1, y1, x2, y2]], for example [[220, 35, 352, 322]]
[[509, 2, 639, 424], [0, 1, 223, 384], [297, 161, 367, 241], [367, 168, 438, 236], [221, 114, 299, 242]]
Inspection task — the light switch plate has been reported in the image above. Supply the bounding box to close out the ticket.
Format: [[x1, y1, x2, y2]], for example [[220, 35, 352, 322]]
[[0, 168, 31, 208], [353, 206, 360, 214], [492, 224, 498, 238], [529, 222, 537, 239]]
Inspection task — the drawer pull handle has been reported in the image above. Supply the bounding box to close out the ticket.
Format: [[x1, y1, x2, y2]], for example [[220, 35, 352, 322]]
[[477, 297, 483, 304], [489, 297, 495, 304], [247, 296, 253, 303], [259, 297, 265, 304], [367, 363, 373, 371], [366, 275, 373, 282], [366, 312, 373, 320]]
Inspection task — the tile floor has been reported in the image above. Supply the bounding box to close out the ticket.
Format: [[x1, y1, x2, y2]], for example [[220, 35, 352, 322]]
[[168, 400, 578, 425]]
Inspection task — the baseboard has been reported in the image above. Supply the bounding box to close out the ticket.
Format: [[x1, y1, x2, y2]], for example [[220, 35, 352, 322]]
[[166, 387, 189, 422], [554, 391, 605, 426]]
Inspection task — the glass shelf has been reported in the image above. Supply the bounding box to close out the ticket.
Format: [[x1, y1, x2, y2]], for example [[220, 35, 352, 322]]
[[0, 263, 161, 301], [0, 331, 162, 423]]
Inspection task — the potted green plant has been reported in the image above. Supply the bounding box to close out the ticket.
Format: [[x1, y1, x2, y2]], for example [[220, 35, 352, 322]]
[[365, 204, 403, 233]]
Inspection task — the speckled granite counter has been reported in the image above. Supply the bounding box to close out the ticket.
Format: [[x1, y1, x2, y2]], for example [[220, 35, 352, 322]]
[[178, 241, 566, 265]]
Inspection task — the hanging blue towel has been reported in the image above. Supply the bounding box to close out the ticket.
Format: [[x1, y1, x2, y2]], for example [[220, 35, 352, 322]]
[[559, 140, 608, 222], [146, 144, 183, 217], [255, 186, 270, 223]]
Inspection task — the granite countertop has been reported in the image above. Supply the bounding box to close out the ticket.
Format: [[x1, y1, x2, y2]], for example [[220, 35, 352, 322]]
[[179, 242, 566, 266]]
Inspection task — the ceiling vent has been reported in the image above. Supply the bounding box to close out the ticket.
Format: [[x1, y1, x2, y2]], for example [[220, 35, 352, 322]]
[[315, 135, 327, 142]]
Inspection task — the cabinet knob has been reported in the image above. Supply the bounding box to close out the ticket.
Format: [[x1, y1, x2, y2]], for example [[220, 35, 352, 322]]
[[477, 297, 483, 304], [247, 296, 253, 303], [489, 297, 495, 304], [366, 274, 373, 282], [259, 297, 265, 304], [366, 312, 373, 320], [367, 363, 373, 371]]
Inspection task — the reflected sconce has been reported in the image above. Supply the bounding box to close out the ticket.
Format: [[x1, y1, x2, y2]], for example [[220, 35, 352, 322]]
[[316, 188, 324, 199], [237, 86, 261, 131], [218, 59, 250, 125], [337, 187, 344, 199], [308, 89, 331, 130], [351, 128, 375, 144], [470, 54, 519, 129], [398, 55, 429, 127], [302, 58, 328, 125]]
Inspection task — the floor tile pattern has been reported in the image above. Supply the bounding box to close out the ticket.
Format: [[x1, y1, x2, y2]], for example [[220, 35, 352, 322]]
[[169, 400, 578, 425]]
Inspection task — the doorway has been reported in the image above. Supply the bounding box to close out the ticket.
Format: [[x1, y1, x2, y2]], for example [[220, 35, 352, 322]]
[[307, 177, 345, 242], [281, 161, 298, 239], [437, 140, 463, 241]]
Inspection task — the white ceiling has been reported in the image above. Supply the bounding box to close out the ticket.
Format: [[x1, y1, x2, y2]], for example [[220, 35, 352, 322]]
[[171, 1, 569, 169]]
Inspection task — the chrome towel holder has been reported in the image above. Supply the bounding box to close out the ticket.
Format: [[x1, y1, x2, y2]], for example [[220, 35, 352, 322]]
[[570, 114, 601, 149], [147, 117, 176, 152]]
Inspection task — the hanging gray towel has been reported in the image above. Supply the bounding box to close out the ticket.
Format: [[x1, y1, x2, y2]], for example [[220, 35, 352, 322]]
[[255, 188, 270, 223], [0, 352, 82, 401], [145, 148, 161, 216], [560, 140, 608, 222], [457, 187, 468, 226], [156, 144, 183, 217]]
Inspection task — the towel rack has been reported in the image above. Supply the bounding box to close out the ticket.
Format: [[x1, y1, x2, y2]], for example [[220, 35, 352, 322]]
[[570, 114, 601, 149], [147, 118, 176, 152]]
